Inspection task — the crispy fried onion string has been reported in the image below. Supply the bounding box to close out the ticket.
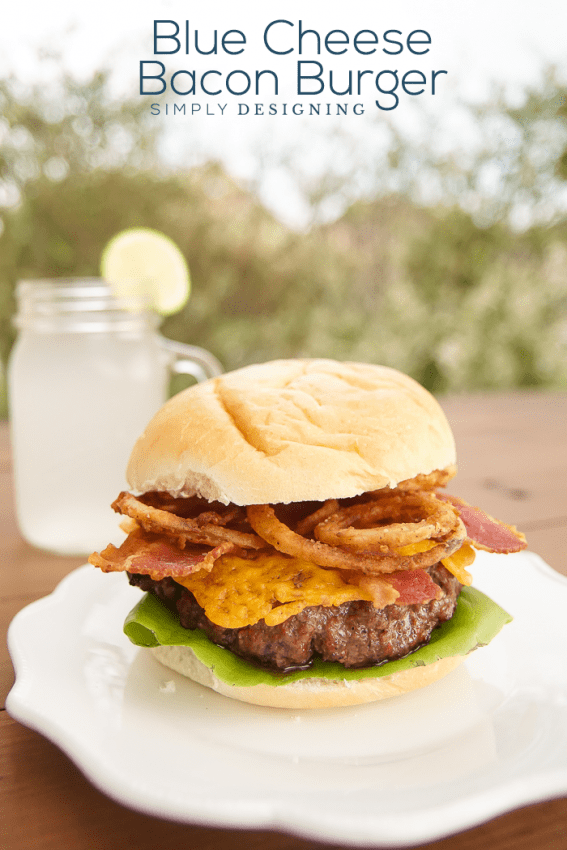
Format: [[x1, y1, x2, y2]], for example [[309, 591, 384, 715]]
[[113, 492, 266, 551], [394, 465, 457, 492], [294, 499, 340, 537], [247, 498, 466, 575], [314, 490, 459, 551]]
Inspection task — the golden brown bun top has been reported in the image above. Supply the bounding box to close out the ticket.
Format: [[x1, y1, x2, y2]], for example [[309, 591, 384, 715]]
[[127, 359, 456, 505]]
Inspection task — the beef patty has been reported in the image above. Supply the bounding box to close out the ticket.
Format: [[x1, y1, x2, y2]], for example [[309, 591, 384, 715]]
[[128, 563, 462, 672]]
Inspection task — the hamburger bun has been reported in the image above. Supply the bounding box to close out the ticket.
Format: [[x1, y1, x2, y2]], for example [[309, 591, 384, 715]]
[[150, 644, 464, 709], [122, 360, 462, 708], [126, 358, 456, 505]]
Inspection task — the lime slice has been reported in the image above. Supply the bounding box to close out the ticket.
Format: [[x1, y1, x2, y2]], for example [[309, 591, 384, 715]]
[[101, 228, 190, 315]]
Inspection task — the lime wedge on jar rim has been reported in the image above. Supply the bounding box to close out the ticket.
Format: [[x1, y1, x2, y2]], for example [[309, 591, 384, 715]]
[[101, 228, 190, 316]]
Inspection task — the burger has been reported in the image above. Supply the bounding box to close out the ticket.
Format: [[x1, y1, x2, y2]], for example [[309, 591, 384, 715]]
[[89, 359, 526, 709]]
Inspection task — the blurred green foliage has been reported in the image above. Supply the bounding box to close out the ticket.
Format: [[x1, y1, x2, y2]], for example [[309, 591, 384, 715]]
[[1, 68, 566, 417]]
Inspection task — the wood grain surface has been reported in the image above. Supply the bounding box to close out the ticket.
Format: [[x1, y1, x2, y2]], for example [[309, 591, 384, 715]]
[[1, 393, 566, 850]]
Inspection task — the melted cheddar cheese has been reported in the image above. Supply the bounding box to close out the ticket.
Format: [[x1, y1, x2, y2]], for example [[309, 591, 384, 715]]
[[396, 540, 437, 556], [441, 543, 475, 585], [175, 538, 476, 629], [176, 553, 374, 628], [397, 539, 475, 585]]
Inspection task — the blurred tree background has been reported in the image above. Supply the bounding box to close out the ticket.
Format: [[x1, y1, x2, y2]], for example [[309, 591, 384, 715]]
[[1, 68, 566, 416]]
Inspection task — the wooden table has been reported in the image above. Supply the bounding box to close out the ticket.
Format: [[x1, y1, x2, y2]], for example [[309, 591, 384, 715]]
[[1, 392, 567, 850]]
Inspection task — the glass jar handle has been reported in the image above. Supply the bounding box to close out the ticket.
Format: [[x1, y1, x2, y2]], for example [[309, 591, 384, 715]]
[[158, 336, 223, 383]]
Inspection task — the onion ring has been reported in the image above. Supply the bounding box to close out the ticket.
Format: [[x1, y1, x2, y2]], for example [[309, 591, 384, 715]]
[[194, 507, 242, 527], [113, 492, 266, 551], [295, 499, 340, 537], [246, 503, 465, 574], [139, 491, 245, 524], [314, 491, 459, 551], [395, 465, 457, 491]]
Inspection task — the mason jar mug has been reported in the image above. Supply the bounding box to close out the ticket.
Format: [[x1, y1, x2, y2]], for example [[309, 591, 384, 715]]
[[8, 278, 222, 555]]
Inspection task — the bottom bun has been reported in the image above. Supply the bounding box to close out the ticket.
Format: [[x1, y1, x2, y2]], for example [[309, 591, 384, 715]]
[[150, 644, 464, 709]]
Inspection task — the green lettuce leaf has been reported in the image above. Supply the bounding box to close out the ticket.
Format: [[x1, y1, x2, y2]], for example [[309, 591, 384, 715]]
[[124, 588, 511, 688]]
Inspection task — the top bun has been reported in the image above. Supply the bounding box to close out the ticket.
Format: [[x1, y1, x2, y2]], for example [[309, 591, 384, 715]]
[[127, 359, 455, 505]]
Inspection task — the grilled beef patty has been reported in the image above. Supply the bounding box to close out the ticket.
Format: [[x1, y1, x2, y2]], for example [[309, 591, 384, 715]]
[[128, 563, 461, 672]]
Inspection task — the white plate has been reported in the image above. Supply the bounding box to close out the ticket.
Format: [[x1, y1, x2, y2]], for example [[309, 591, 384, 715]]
[[7, 550, 567, 847]]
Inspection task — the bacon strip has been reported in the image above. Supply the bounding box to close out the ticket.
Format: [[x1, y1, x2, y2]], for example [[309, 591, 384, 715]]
[[88, 528, 237, 579], [345, 567, 442, 608], [436, 493, 527, 553], [353, 573, 400, 608], [388, 568, 443, 605]]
